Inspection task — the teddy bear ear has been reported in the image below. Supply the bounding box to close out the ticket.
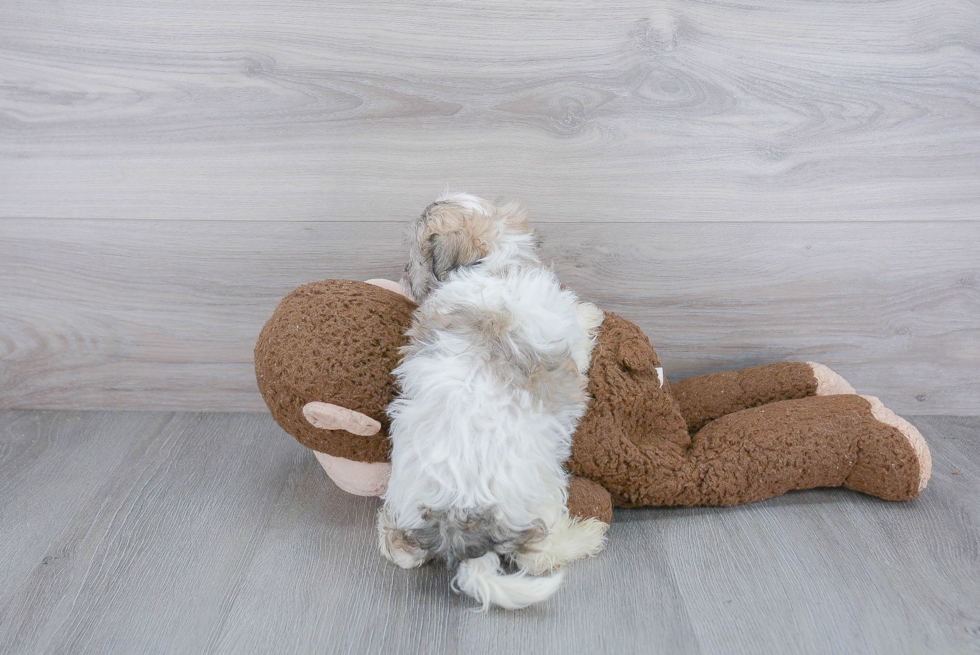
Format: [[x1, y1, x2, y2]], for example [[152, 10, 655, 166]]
[[302, 402, 381, 436], [365, 278, 408, 298], [618, 338, 655, 375], [428, 230, 490, 282]]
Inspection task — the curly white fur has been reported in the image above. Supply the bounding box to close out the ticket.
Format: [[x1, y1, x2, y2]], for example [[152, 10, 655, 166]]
[[380, 193, 606, 610]]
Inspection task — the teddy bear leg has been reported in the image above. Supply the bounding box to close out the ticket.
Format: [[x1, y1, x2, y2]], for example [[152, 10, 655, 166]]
[[671, 361, 845, 433], [689, 394, 929, 505]]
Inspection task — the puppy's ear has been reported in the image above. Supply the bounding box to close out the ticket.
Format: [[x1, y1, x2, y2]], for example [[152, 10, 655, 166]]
[[498, 201, 530, 235], [428, 230, 490, 281]]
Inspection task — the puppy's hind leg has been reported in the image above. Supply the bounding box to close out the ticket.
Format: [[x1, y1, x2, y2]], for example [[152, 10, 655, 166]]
[[377, 507, 427, 569], [514, 511, 607, 576]]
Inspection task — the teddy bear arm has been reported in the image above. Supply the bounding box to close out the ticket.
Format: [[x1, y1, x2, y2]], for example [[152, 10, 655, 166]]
[[670, 362, 823, 434], [566, 476, 613, 524]]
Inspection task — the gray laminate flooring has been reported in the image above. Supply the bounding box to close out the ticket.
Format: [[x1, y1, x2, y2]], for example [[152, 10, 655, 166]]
[[1, 411, 977, 655]]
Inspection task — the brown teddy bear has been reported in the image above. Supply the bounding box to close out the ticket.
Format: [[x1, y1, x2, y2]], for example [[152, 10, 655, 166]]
[[254, 278, 931, 525]]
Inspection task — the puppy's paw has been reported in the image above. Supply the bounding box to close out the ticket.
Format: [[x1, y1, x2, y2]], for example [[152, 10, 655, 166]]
[[377, 508, 426, 569], [515, 513, 608, 575]]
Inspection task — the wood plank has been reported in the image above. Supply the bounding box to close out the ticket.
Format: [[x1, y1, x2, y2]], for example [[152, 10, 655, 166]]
[[0, 411, 173, 594], [0, 411, 977, 654], [630, 415, 980, 654], [213, 414, 978, 655], [207, 435, 463, 655], [0, 411, 299, 654], [454, 523, 701, 654], [1, 0, 978, 222], [2, 218, 977, 413]]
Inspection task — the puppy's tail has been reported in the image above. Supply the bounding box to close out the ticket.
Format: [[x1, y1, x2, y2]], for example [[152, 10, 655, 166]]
[[452, 552, 564, 611]]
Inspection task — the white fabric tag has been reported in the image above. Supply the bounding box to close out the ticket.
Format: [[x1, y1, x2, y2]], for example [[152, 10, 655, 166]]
[[655, 367, 664, 388]]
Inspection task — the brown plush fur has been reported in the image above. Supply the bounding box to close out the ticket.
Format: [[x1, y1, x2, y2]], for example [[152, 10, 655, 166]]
[[567, 476, 614, 524], [254, 280, 927, 520], [671, 362, 818, 434]]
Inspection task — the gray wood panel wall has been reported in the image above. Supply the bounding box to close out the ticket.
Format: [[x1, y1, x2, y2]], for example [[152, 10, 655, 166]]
[[2, 0, 978, 413]]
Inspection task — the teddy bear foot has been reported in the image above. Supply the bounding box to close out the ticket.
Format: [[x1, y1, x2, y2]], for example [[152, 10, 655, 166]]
[[804, 367, 929, 497], [840, 394, 932, 500], [807, 362, 857, 396], [860, 395, 932, 493]]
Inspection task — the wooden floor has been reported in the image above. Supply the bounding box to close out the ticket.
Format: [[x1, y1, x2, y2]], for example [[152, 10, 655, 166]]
[[1, 410, 977, 654]]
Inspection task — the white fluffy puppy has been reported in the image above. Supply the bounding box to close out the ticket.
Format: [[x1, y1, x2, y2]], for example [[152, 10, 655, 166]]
[[378, 193, 607, 610]]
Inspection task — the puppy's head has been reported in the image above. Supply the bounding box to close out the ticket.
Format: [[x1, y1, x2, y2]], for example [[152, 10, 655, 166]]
[[401, 193, 532, 302]]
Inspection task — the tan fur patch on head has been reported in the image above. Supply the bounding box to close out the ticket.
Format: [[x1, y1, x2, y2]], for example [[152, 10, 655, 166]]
[[400, 194, 537, 303], [429, 228, 492, 280], [421, 201, 498, 277], [402, 197, 499, 301]]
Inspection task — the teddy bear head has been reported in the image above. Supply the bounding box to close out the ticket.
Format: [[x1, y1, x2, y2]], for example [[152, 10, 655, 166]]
[[254, 280, 415, 469]]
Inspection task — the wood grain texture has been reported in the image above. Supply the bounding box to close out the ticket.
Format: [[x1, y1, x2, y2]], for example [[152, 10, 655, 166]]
[[1, 0, 979, 222], [0, 411, 173, 594], [2, 218, 977, 413], [0, 410, 977, 654], [0, 412, 299, 654]]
